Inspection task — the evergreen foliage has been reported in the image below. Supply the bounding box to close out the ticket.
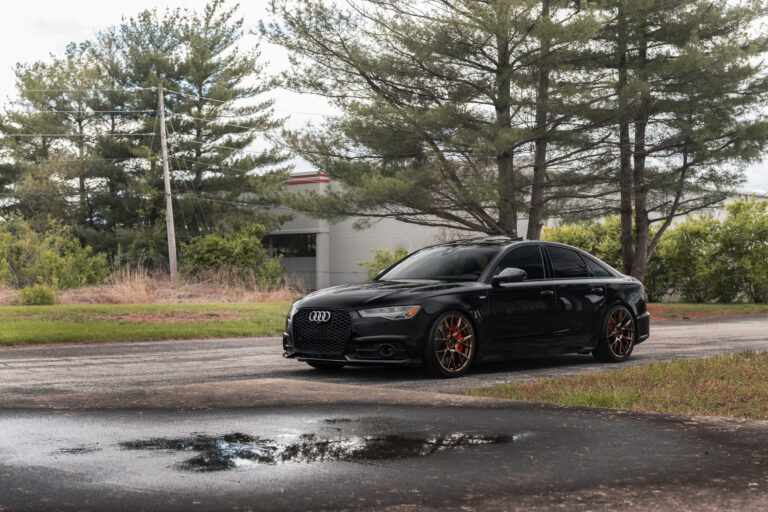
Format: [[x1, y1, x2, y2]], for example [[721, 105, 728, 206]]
[[266, 0, 768, 282], [0, 1, 289, 269], [264, 0, 602, 236]]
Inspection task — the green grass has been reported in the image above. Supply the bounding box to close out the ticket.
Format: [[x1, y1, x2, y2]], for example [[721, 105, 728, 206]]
[[471, 351, 768, 421], [649, 302, 768, 319], [0, 302, 290, 346]]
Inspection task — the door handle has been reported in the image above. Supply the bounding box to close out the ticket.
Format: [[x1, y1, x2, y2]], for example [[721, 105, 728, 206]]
[[590, 287, 604, 294], [540, 290, 555, 296]]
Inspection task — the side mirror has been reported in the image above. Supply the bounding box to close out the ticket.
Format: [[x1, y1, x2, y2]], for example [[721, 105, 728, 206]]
[[491, 267, 527, 287]]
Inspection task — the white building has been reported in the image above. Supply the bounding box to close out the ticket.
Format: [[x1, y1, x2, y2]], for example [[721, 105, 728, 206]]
[[266, 172, 467, 289]]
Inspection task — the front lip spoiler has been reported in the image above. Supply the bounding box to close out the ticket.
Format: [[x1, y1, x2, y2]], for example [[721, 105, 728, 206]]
[[284, 352, 413, 366]]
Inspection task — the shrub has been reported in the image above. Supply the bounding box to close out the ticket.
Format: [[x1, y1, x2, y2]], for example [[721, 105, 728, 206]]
[[358, 247, 408, 280], [702, 199, 768, 303], [18, 284, 57, 305], [654, 215, 719, 302], [542, 217, 622, 270], [0, 213, 109, 290], [543, 198, 768, 303], [181, 223, 284, 290]]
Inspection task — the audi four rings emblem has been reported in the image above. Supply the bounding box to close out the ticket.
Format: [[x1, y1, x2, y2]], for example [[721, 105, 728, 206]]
[[308, 311, 332, 323]]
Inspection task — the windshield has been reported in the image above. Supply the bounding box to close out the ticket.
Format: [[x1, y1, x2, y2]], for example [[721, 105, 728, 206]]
[[378, 245, 502, 282]]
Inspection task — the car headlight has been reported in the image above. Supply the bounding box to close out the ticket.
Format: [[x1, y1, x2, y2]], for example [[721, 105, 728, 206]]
[[358, 305, 421, 320], [287, 301, 301, 320]]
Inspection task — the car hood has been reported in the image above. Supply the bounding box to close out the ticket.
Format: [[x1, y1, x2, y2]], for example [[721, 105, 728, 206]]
[[296, 280, 474, 310]]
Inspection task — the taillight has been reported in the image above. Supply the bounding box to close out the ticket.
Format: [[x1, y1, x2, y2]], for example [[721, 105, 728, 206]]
[[642, 284, 648, 301]]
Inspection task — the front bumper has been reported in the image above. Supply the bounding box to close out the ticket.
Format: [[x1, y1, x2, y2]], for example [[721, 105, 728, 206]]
[[284, 353, 417, 366], [283, 309, 431, 365]]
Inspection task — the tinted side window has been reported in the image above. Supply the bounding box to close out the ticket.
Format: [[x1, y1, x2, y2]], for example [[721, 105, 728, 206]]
[[547, 246, 589, 278], [585, 257, 612, 278], [493, 246, 545, 279]]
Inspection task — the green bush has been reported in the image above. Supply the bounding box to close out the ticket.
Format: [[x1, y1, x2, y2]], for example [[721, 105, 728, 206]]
[[542, 217, 622, 270], [654, 215, 718, 302], [543, 198, 768, 303], [358, 247, 408, 280], [18, 284, 57, 305], [698, 200, 768, 303], [0, 213, 109, 290], [181, 223, 284, 289]]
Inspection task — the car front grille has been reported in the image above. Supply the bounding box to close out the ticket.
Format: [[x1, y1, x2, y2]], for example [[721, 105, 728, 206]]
[[292, 309, 351, 357]]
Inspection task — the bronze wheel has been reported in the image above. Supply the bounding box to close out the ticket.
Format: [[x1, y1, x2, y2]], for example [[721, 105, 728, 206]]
[[594, 305, 635, 363], [606, 308, 634, 358], [425, 312, 476, 378]]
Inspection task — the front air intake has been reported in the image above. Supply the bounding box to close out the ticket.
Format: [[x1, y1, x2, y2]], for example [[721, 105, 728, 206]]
[[292, 309, 352, 358]]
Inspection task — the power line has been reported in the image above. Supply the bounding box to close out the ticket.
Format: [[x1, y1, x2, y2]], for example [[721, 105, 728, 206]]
[[21, 88, 151, 93], [0, 133, 156, 138], [163, 88, 338, 117], [174, 137, 267, 156], [171, 112, 259, 131], [36, 109, 157, 114], [168, 117, 210, 232], [164, 88, 227, 104], [174, 194, 292, 211], [38, 157, 153, 163]]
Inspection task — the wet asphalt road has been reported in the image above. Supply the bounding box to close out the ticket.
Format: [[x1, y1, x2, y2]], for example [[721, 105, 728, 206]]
[[1, 315, 768, 510], [1, 403, 768, 511], [1, 315, 767, 396]]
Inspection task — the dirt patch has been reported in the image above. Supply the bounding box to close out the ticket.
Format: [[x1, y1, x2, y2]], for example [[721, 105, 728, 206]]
[[648, 304, 766, 320], [92, 312, 242, 324]]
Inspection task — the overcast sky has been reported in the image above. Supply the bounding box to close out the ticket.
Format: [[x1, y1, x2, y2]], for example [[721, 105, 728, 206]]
[[1, 0, 766, 190]]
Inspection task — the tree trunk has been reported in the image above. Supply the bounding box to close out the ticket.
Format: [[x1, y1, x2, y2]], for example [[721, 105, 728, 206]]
[[630, 38, 649, 282], [617, 2, 633, 275], [526, 0, 551, 241], [498, 149, 518, 235], [495, 27, 517, 236]]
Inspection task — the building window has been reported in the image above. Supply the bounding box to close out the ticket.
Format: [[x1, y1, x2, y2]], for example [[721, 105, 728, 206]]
[[265, 233, 317, 257]]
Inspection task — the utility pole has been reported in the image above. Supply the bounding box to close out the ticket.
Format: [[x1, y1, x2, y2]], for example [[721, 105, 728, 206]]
[[158, 85, 178, 283]]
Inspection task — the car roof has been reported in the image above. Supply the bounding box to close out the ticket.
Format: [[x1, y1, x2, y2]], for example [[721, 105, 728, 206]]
[[432, 235, 523, 247], [432, 237, 595, 251]]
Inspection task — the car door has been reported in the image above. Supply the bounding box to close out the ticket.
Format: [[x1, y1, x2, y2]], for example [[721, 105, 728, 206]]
[[485, 245, 558, 357], [543, 245, 606, 350]]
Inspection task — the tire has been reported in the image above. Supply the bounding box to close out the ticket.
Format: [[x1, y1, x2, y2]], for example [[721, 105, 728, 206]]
[[423, 311, 477, 378], [593, 304, 636, 363], [306, 361, 345, 371]]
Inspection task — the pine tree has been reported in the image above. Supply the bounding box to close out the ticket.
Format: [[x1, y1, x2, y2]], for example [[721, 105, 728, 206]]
[[0, 1, 289, 266], [265, 0, 601, 236], [592, 0, 768, 281]]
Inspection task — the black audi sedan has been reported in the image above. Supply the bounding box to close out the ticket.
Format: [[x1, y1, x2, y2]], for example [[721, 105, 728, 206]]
[[283, 236, 650, 378]]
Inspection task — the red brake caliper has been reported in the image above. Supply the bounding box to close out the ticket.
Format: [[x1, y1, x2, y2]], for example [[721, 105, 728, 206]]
[[457, 332, 463, 353], [607, 319, 613, 336]]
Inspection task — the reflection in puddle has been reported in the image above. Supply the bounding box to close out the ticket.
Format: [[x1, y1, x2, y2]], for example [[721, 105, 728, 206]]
[[56, 446, 101, 455], [121, 430, 529, 472]]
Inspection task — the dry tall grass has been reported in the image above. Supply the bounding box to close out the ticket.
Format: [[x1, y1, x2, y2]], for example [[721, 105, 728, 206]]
[[0, 268, 301, 305]]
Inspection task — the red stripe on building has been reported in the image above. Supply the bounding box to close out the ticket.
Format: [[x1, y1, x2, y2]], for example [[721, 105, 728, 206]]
[[286, 178, 330, 185], [289, 173, 328, 179]]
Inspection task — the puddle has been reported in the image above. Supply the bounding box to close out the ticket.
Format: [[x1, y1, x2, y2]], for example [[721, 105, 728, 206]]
[[121, 430, 529, 472], [56, 446, 101, 455]]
